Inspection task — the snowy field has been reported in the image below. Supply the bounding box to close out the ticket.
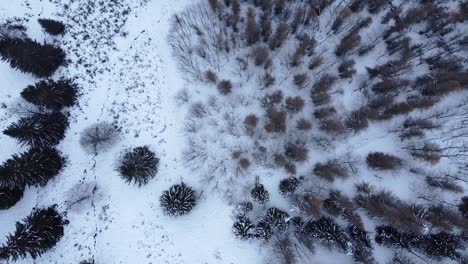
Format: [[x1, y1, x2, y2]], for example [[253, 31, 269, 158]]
[[0, 0, 467, 264]]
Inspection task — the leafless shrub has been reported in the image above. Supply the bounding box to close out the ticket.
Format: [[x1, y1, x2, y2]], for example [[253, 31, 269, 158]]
[[331, 8, 352, 33], [426, 205, 468, 232], [285, 143, 308, 163], [245, 8, 260, 46], [270, 235, 297, 264], [265, 109, 286, 133], [371, 78, 409, 94], [204, 70, 218, 83], [260, 12, 272, 42], [335, 31, 361, 57], [311, 91, 331, 106], [323, 190, 362, 227], [314, 107, 336, 119], [274, 154, 287, 167], [65, 182, 100, 212], [270, 22, 289, 49], [174, 88, 191, 104], [293, 73, 309, 89], [426, 177, 463, 193], [319, 118, 345, 135], [308, 56, 323, 70], [338, 59, 356, 79], [244, 114, 258, 135], [285, 96, 305, 113], [406, 96, 437, 109], [313, 161, 349, 182], [262, 90, 283, 109], [345, 109, 369, 132], [366, 152, 401, 170], [217, 80, 233, 95], [380, 102, 413, 120], [239, 158, 251, 170], [406, 142, 441, 164], [314, 74, 337, 92], [293, 194, 322, 218], [189, 102, 207, 118], [290, 35, 316, 67], [296, 118, 312, 131], [80, 122, 120, 153], [284, 163, 296, 175], [252, 45, 271, 66], [259, 72, 275, 88]]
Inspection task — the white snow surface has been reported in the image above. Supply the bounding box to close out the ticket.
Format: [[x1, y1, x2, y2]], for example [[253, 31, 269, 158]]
[[0, 0, 264, 263]]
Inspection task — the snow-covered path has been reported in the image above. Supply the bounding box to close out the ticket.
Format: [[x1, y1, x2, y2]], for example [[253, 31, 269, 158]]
[[0, 0, 262, 263]]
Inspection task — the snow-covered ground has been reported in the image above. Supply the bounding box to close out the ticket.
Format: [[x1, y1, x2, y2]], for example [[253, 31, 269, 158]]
[[0, 0, 264, 263]]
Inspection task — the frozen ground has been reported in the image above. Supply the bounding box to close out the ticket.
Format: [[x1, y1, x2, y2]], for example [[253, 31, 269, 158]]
[[0, 0, 264, 263]]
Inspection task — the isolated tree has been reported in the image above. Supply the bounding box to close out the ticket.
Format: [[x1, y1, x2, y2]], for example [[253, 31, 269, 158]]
[[21, 79, 78, 110], [251, 179, 270, 204], [0, 147, 64, 189], [264, 109, 286, 133], [160, 182, 196, 216], [0, 37, 65, 77], [0, 206, 67, 261], [4, 112, 68, 148], [38, 19, 65, 35], [366, 152, 401, 170], [80, 122, 120, 153], [233, 216, 255, 239], [269, 22, 289, 49], [217, 80, 232, 95], [262, 207, 289, 231], [117, 146, 159, 186], [0, 187, 24, 210], [304, 216, 350, 252]]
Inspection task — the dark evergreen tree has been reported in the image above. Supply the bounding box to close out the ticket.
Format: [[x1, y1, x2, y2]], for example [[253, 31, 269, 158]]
[[348, 225, 372, 249], [160, 182, 196, 216], [0, 147, 64, 189], [254, 220, 272, 240], [278, 177, 299, 196], [233, 216, 254, 239], [21, 79, 78, 110], [374, 225, 421, 249], [304, 216, 350, 252], [458, 196, 468, 218], [251, 179, 269, 204], [117, 146, 159, 186], [0, 206, 67, 261], [421, 232, 464, 261], [263, 207, 289, 231], [38, 19, 65, 35], [0, 187, 24, 210], [0, 37, 65, 77], [4, 112, 69, 148]]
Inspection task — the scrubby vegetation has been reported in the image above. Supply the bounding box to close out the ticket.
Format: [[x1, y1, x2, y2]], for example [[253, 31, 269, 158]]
[[171, 0, 468, 263]]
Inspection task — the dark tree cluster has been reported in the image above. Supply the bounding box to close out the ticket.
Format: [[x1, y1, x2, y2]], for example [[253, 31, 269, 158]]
[[0, 206, 68, 261], [0, 187, 24, 210]]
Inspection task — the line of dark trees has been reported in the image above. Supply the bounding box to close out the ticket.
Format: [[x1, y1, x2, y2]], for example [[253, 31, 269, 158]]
[[0, 18, 70, 262]]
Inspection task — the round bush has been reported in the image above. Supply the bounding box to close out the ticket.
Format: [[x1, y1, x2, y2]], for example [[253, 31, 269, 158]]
[[0, 187, 24, 210], [117, 146, 159, 186], [160, 182, 196, 216]]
